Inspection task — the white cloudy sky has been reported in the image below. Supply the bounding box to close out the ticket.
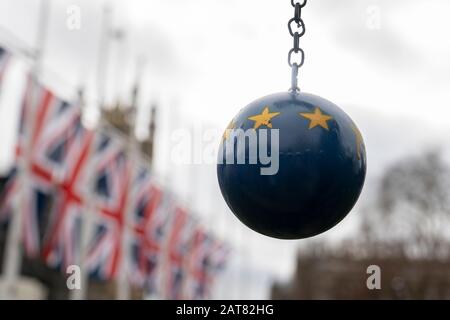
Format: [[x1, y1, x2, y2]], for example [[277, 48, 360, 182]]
[[1, 0, 450, 299]]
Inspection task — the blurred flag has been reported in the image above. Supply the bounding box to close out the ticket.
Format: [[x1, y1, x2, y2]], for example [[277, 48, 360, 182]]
[[140, 190, 175, 296], [207, 239, 230, 279], [183, 227, 214, 299], [184, 229, 230, 299], [41, 126, 95, 269], [3, 77, 86, 257], [128, 163, 163, 287], [165, 206, 197, 299], [0, 56, 231, 295], [0, 169, 54, 257], [18, 77, 93, 261], [85, 132, 130, 280]]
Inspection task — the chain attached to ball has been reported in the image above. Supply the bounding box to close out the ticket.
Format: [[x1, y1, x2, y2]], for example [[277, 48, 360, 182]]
[[288, 0, 306, 92]]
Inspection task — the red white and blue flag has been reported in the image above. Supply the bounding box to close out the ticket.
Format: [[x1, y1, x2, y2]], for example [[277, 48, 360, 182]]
[[207, 240, 230, 279], [0, 62, 231, 296], [183, 227, 215, 299], [4, 78, 86, 257], [85, 132, 130, 280], [128, 162, 163, 287], [16, 78, 93, 263], [165, 206, 196, 299], [141, 190, 175, 295], [0, 168, 53, 258], [41, 126, 94, 270]]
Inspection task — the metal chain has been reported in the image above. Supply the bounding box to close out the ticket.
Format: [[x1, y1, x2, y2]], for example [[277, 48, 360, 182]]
[[288, 0, 306, 92]]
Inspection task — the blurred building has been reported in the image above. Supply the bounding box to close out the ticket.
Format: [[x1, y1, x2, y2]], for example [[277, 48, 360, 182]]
[[101, 102, 157, 161], [271, 250, 450, 300]]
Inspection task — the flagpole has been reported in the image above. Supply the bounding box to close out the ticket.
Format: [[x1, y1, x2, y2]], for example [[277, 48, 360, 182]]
[[0, 0, 50, 299]]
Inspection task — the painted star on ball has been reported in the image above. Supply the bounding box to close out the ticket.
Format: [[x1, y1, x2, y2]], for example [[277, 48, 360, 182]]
[[248, 106, 280, 129], [300, 107, 333, 130]]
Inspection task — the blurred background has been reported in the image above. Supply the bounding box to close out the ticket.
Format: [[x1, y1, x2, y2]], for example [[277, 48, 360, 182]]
[[0, 0, 450, 299]]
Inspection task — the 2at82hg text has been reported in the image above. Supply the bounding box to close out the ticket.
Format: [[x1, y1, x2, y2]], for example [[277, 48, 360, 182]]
[[176, 304, 274, 317]]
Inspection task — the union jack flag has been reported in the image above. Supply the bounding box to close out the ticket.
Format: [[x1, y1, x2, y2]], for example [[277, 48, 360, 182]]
[[0, 68, 230, 297], [206, 239, 230, 281], [85, 132, 130, 280], [41, 127, 94, 270], [183, 227, 215, 299], [0, 168, 53, 257], [16, 79, 94, 267], [128, 162, 163, 287], [17, 77, 85, 182], [188, 229, 230, 300], [165, 206, 197, 299], [141, 189, 175, 296], [3, 78, 86, 258]]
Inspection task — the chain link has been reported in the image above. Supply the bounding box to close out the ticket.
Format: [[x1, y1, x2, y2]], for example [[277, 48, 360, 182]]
[[288, 0, 306, 92]]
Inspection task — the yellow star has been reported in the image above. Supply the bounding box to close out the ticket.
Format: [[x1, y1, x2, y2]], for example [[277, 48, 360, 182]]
[[222, 120, 235, 141], [351, 124, 364, 160], [248, 106, 280, 129], [299, 107, 333, 130]]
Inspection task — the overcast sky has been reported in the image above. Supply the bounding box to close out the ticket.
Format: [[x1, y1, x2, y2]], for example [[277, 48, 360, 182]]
[[1, 0, 450, 299]]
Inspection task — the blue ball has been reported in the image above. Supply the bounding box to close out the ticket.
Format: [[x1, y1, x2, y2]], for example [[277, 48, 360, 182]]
[[217, 92, 366, 239]]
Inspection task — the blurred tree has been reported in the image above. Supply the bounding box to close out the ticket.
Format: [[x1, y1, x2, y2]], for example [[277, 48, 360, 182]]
[[362, 150, 450, 259]]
